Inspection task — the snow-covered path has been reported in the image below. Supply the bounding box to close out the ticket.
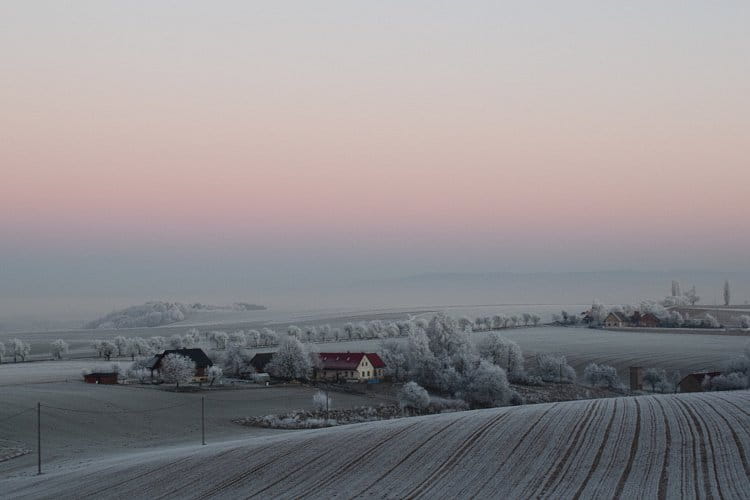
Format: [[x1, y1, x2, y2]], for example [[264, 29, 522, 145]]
[[2, 391, 748, 499]]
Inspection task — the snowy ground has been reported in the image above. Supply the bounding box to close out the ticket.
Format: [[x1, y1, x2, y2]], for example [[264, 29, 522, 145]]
[[0, 366, 392, 476], [1, 390, 748, 499]]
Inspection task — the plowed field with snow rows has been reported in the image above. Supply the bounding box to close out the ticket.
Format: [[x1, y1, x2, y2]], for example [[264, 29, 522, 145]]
[[3, 391, 749, 499]]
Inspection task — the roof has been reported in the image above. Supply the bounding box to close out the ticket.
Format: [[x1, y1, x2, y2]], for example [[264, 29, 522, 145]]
[[318, 353, 385, 370], [680, 371, 721, 383], [605, 312, 627, 322], [151, 349, 213, 370], [85, 372, 118, 377], [250, 352, 275, 372]]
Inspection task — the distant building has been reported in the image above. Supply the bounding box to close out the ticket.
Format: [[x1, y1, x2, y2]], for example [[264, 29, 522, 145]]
[[604, 312, 628, 328], [147, 348, 213, 381], [315, 352, 386, 382], [678, 372, 721, 393], [629, 367, 644, 390], [84, 372, 119, 385], [637, 313, 661, 328]]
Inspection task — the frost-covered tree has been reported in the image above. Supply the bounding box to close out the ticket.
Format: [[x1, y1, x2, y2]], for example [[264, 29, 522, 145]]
[[343, 323, 354, 340], [530, 313, 542, 326], [0, 342, 5, 363], [703, 372, 748, 391], [50, 339, 69, 360], [229, 330, 246, 346], [684, 286, 700, 306], [737, 315, 750, 330], [222, 344, 250, 377], [148, 336, 166, 353], [589, 301, 608, 327], [380, 340, 409, 381], [184, 329, 201, 347], [160, 353, 195, 388], [384, 323, 399, 338], [458, 317, 473, 332], [287, 325, 301, 339], [462, 360, 510, 407], [703, 314, 720, 329], [643, 368, 667, 392], [319, 324, 332, 342], [667, 311, 684, 327], [398, 382, 430, 414], [260, 328, 278, 346], [207, 365, 223, 386], [312, 391, 332, 412], [210, 331, 229, 349], [724, 280, 731, 306], [522, 313, 532, 326], [10, 339, 31, 362], [100, 340, 116, 361], [583, 363, 619, 388], [169, 334, 185, 350], [476, 333, 524, 379], [266, 336, 311, 380], [114, 336, 128, 357], [534, 354, 576, 383], [128, 337, 150, 358]]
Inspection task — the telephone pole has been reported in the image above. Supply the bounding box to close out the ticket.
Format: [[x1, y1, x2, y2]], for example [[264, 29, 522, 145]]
[[37, 402, 41, 475], [201, 397, 206, 445]]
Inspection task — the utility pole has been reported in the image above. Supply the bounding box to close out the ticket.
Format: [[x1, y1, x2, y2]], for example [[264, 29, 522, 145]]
[[37, 402, 41, 475], [201, 397, 206, 446]]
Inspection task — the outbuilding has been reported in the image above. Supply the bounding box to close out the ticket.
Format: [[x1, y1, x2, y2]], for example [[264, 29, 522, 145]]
[[678, 372, 721, 393], [84, 372, 119, 384]]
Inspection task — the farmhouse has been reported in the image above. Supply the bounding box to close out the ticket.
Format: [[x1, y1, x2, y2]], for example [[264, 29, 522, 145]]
[[147, 348, 214, 381], [603, 312, 628, 328], [315, 352, 385, 382], [84, 372, 119, 384], [678, 371, 721, 393]]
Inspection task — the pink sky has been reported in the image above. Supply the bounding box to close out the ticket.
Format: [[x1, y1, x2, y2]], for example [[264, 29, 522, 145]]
[[1, 1, 749, 305]]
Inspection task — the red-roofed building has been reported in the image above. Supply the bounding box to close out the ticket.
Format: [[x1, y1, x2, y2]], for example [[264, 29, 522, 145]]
[[316, 352, 386, 382]]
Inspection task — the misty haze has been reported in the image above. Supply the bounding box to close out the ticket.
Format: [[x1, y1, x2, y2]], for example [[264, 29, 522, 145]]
[[1, 2, 749, 499]]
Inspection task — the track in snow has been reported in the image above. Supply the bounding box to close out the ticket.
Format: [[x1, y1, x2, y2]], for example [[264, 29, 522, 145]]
[[1, 391, 749, 499]]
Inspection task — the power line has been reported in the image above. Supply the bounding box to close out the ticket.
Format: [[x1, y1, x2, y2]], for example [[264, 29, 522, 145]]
[[40, 402, 192, 415], [0, 407, 36, 424]]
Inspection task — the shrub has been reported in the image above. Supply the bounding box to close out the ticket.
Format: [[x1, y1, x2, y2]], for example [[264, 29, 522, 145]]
[[534, 354, 576, 383], [583, 363, 619, 388], [399, 382, 430, 413]]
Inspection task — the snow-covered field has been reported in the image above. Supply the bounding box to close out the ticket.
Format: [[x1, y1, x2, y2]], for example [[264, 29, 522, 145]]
[[0, 368, 393, 476], [2, 391, 748, 499]]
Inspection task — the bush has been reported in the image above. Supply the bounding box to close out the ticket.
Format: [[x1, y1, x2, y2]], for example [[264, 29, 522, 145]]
[[583, 363, 619, 388], [534, 354, 576, 383], [399, 382, 430, 413], [702, 373, 749, 391], [427, 396, 469, 413]]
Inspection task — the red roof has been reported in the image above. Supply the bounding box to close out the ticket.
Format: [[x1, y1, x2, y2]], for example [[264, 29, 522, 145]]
[[318, 353, 385, 370]]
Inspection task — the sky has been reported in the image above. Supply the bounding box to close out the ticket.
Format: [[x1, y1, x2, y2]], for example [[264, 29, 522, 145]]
[[1, 1, 749, 318]]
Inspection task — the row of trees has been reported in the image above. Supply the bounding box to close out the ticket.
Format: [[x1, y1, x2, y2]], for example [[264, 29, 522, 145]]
[[0, 338, 31, 363]]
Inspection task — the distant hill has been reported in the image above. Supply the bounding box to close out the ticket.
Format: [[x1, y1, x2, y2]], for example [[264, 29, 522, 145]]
[[84, 301, 266, 329]]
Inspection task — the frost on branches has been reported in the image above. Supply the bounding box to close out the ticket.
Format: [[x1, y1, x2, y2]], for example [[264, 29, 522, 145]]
[[266, 335, 312, 380], [160, 353, 196, 389]]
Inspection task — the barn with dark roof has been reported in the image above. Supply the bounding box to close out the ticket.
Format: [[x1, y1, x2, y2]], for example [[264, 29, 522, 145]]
[[147, 348, 214, 380]]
